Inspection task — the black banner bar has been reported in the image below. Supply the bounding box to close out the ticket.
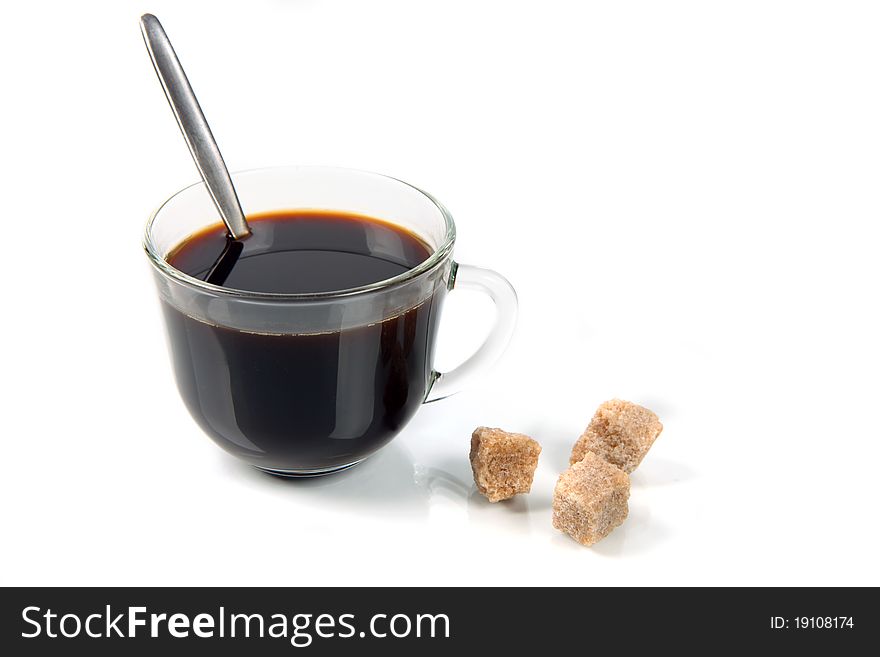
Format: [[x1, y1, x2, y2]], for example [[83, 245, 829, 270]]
[[1, 587, 873, 654]]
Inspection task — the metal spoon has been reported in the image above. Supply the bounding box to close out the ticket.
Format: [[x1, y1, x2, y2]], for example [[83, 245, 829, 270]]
[[139, 13, 251, 241]]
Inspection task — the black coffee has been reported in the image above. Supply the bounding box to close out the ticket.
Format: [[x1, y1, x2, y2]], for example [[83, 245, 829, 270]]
[[163, 211, 440, 473], [169, 210, 432, 293]]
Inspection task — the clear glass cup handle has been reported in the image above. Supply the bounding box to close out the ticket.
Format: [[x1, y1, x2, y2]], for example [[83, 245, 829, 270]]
[[424, 262, 518, 403]]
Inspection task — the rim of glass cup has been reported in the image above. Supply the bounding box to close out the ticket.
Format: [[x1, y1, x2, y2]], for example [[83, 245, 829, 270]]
[[143, 165, 457, 301]]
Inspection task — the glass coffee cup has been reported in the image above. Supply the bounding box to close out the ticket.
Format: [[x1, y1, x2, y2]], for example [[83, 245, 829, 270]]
[[144, 166, 517, 476]]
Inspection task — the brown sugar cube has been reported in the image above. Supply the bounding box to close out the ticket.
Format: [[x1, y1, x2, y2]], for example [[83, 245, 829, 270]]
[[552, 452, 630, 546], [570, 399, 663, 473], [470, 427, 541, 503]]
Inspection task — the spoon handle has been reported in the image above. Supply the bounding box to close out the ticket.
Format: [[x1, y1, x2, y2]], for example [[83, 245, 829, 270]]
[[140, 14, 251, 240]]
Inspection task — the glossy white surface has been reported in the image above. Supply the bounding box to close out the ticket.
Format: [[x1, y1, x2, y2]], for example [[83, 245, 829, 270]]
[[2, 0, 879, 586]]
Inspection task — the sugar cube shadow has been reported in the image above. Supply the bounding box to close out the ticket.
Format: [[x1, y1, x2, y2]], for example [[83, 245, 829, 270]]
[[421, 452, 554, 514], [550, 501, 670, 557], [590, 502, 670, 556]]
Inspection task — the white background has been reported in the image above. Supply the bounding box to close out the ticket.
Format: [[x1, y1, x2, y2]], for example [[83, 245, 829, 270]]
[[2, 0, 878, 586]]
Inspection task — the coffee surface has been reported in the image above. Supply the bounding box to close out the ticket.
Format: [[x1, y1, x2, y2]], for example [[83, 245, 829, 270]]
[[168, 210, 432, 293]]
